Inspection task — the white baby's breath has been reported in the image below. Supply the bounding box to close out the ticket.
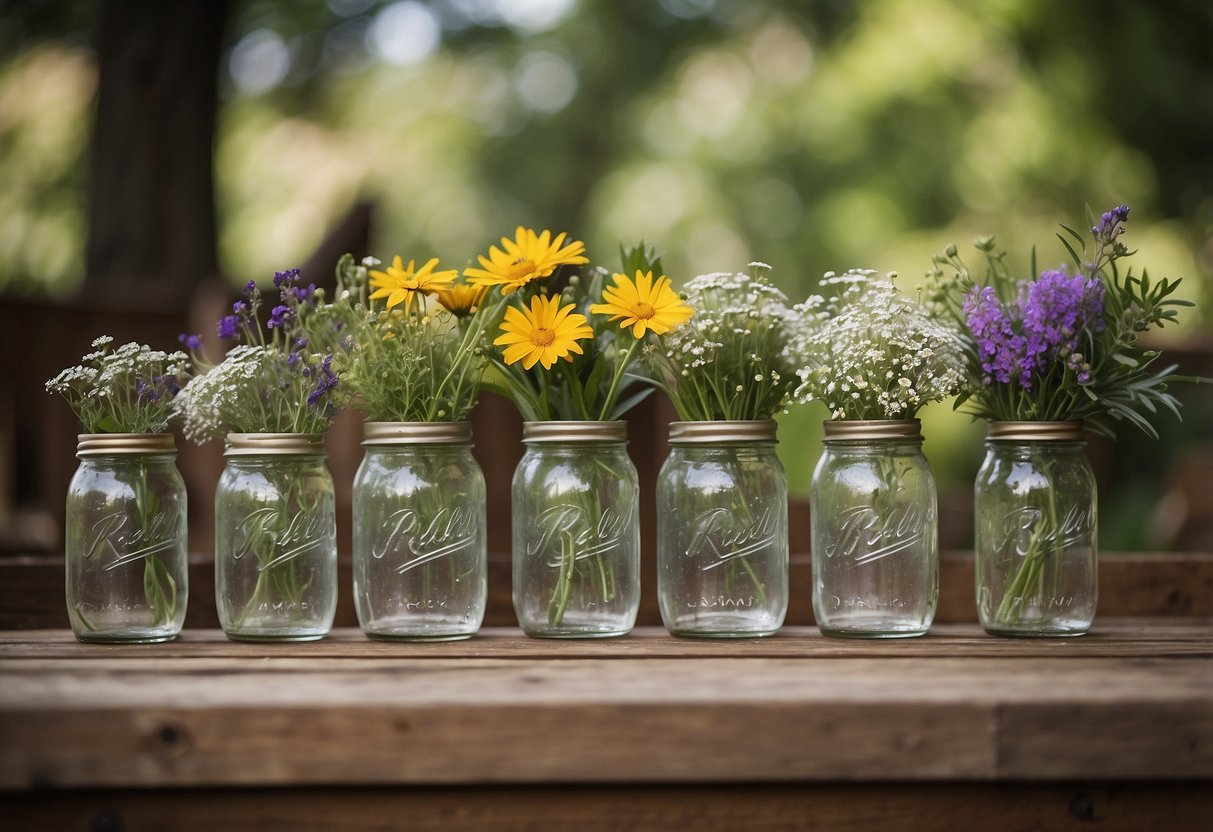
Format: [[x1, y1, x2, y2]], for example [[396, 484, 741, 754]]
[[646, 269, 797, 421], [784, 269, 965, 420], [46, 339, 191, 433]]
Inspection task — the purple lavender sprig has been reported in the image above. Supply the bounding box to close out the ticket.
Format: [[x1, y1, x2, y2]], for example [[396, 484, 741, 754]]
[[927, 204, 1197, 438], [964, 269, 1106, 392], [173, 267, 345, 440]]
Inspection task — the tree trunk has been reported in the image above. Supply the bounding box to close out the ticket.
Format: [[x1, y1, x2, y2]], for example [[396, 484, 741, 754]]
[[84, 0, 227, 312]]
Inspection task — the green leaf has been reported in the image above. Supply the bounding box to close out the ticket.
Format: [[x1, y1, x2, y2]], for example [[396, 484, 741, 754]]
[[619, 241, 663, 277], [609, 386, 654, 420], [1111, 353, 1139, 368], [584, 353, 608, 402], [96, 415, 124, 433], [1058, 223, 1087, 248], [1056, 233, 1084, 269]]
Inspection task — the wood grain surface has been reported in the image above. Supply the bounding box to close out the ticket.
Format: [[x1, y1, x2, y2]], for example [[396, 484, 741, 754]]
[[1, 622, 1209, 789], [3, 782, 1211, 832]]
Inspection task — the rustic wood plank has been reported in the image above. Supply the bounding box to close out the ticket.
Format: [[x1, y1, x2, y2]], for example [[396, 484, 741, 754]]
[[0, 695, 995, 787], [3, 552, 1209, 630], [0, 622, 1209, 660], [1, 646, 1208, 786], [3, 782, 1210, 832], [999, 701, 1213, 780]]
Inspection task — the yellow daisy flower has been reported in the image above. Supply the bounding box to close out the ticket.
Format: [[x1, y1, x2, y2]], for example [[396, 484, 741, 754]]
[[435, 282, 488, 317], [590, 270, 694, 338], [464, 227, 589, 295], [369, 256, 458, 312], [494, 294, 594, 370]]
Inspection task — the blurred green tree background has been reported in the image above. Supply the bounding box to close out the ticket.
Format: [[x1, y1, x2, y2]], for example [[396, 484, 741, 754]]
[[2, 0, 1209, 548]]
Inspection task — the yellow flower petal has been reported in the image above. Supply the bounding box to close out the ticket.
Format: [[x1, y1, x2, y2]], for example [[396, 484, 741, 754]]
[[591, 270, 694, 339], [465, 227, 589, 294], [495, 293, 593, 369]]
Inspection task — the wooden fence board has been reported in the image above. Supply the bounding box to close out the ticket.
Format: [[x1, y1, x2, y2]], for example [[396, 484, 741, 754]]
[[4, 782, 1210, 832], [2, 551, 1210, 629]]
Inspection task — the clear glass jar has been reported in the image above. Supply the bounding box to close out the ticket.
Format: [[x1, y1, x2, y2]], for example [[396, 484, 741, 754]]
[[512, 421, 640, 638], [353, 422, 487, 641], [811, 420, 938, 638], [215, 433, 337, 641], [657, 421, 788, 637], [65, 434, 188, 643], [975, 421, 1097, 637]]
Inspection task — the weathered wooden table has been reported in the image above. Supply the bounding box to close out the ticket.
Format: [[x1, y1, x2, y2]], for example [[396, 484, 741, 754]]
[[1, 555, 1211, 830]]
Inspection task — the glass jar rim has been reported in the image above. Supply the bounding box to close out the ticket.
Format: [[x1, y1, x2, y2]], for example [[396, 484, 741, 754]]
[[224, 432, 327, 456], [668, 420, 777, 444], [362, 421, 472, 445], [822, 419, 922, 442], [986, 420, 1083, 441], [522, 420, 627, 443], [77, 433, 176, 457]]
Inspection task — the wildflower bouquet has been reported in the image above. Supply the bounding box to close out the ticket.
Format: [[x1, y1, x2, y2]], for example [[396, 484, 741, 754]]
[[644, 264, 796, 421], [474, 234, 687, 422], [641, 264, 795, 629], [330, 253, 489, 422], [328, 253, 495, 638], [925, 205, 1191, 437], [925, 205, 1199, 634], [47, 338, 193, 635], [786, 268, 966, 420], [471, 231, 691, 634], [175, 268, 344, 636], [174, 268, 345, 441], [46, 337, 191, 434], [782, 269, 964, 637]]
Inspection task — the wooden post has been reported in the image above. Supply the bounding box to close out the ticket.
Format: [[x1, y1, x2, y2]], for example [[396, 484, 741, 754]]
[[84, 0, 228, 311]]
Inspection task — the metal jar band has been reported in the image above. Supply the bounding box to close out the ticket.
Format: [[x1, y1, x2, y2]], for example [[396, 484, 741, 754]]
[[986, 420, 1084, 442], [362, 421, 472, 445], [668, 420, 777, 444], [224, 433, 327, 457], [522, 420, 627, 443], [77, 433, 177, 457], [822, 419, 923, 442]]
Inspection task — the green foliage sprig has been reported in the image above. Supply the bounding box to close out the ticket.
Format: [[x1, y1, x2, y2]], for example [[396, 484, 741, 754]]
[[924, 205, 1200, 438], [331, 254, 488, 422]]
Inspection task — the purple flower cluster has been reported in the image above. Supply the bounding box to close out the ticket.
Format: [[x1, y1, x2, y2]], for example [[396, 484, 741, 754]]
[[217, 306, 242, 339], [1022, 269, 1104, 381], [179, 265, 341, 428], [134, 374, 183, 403], [963, 286, 1030, 387], [275, 268, 316, 304], [195, 268, 319, 341], [216, 283, 261, 341], [305, 354, 338, 410], [964, 268, 1105, 390], [1092, 204, 1129, 243], [267, 305, 295, 329]]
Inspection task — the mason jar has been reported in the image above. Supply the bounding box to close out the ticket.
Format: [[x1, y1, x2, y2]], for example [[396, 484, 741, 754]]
[[215, 433, 337, 641], [811, 419, 938, 638], [657, 421, 788, 637], [975, 421, 1097, 637], [65, 433, 188, 643], [512, 421, 640, 638], [353, 422, 487, 641]]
